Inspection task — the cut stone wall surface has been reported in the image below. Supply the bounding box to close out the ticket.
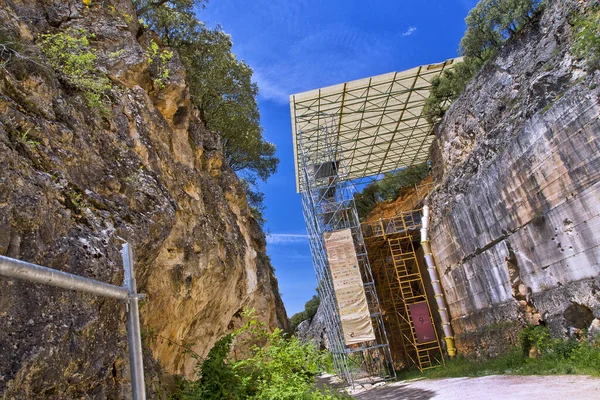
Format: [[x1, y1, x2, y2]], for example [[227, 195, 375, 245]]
[[429, 0, 600, 356]]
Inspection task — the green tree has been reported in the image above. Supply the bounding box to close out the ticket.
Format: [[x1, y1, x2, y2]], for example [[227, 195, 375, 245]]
[[290, 294, 321, 329], [290, 311, 308, 329], [304, 295, 321, 321], [135, 0, 279, 217], [572, 5, 600, 70], [424, 0, 543, 124], [423, 59, 482, 124]]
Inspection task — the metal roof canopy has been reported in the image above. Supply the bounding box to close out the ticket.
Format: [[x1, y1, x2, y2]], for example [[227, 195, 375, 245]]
[[290, 57, 460, 193]]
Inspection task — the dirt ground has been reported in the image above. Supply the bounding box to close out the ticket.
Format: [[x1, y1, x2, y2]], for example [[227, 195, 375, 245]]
[[350, 375, 600, 400]]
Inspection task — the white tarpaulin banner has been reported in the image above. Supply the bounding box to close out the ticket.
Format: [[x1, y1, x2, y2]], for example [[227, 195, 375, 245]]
[[323, 228, 375, 345]]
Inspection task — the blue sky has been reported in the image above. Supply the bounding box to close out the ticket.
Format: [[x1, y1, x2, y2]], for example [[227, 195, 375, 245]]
[[200, 0, 478, 316]]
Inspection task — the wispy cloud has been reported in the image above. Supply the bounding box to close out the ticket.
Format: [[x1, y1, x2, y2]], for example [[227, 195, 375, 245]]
[[267, 233, 309, 245], [402, 26, 417, 37]]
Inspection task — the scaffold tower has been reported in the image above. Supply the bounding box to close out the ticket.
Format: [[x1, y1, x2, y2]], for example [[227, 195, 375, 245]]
[[291, 58, 460, 383], [298, 115, 395, 383]]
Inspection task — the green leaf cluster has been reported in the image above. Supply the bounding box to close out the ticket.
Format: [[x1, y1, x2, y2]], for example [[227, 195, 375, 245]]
[[146, 40, 173, 88], [39, 28, 111, 111], [572, 6, 600, 70], [353, 163, 430, 220], [176, 309, 349, 400], [423, 0, 543, 124], [290, 295, 321, 329]]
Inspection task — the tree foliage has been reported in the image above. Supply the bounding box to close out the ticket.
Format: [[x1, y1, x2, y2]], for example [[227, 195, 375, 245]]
[[572, 5, 600, 70], [354, 163, 430, 220], [135, 0, 278, 220], [290, 294, 321, 330], [423, 0, 543, 124]]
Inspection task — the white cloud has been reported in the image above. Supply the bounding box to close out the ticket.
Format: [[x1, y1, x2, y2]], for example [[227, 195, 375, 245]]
[[402, 26, 417, 37], [266, 233, 309, 245]]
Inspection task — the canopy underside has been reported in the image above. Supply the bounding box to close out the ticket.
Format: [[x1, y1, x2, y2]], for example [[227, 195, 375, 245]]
[[290, 58, 461, 192]]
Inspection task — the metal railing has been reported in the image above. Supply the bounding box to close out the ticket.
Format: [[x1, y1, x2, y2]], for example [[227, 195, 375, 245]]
[[0, 243, 146, 400]]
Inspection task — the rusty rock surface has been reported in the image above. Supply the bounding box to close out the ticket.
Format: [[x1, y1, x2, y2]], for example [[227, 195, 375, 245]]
[[0, 0, 288, 398]]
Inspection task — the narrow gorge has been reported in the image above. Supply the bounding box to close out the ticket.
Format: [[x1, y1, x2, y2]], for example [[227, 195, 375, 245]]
[[0, 0, 288, 397]]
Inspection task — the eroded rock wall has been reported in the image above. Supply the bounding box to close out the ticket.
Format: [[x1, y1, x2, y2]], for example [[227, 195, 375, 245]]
[[429, 0, 600, 356], [0, 0, 288, 397]]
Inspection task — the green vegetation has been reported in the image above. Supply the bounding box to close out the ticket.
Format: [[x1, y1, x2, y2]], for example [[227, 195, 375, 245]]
[[146, 40, 173, 88], [174, 309, 349, 400], [354, 163, 430, 220], [397, 325, 600, 381], [135, 0, 278, 222], [290, 294, 321, 329], [423, 0, 543, 124], [572, 5, 600, 70], [39, 28, 111, 112]]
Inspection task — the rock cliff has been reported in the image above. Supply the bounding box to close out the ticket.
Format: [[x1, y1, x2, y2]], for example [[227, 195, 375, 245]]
[[429, 0, 600, 356], [0, 0, 288, 397], [295, 303, 329, 350]]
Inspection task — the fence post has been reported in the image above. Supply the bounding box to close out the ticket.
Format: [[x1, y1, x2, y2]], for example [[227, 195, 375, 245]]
[[122, 243, 146, 400]]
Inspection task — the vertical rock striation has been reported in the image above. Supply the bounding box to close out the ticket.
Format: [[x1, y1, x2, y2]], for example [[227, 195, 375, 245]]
[[0, 0, 288, 397], [429, 0, 600, 356]]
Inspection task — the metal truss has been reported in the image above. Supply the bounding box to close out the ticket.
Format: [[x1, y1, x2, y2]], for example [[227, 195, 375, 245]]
[[291, 57, 461, 192], [298, 116, 395, 385]]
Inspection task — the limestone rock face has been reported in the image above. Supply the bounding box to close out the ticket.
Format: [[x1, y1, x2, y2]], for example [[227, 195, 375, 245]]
[[429, 0, 600, 356], [295, 303, 330, 350], [0, 0, 288, 397]]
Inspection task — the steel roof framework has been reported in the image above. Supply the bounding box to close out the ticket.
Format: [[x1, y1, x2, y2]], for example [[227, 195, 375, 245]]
[[290, 58, 460, 192]]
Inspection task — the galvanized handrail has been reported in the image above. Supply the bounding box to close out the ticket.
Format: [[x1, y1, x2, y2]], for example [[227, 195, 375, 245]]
[[0, 243, 146, 400]]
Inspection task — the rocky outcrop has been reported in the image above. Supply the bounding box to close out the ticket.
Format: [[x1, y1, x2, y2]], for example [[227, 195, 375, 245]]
[[0, 0, 288, 398], [296, 303, 329, 350], [429, 0, 600, 356]]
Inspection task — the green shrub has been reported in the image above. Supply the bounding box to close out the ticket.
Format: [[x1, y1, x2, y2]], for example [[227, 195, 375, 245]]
[[519, 324, 552, 356], [398, 325, 600, 380], [177, 309, 349, 399], [39, 28, 111, 111], [572, 6, 600, 70]]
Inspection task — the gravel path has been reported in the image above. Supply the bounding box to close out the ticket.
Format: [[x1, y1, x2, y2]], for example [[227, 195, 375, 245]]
[[351, 375, 600, 400]]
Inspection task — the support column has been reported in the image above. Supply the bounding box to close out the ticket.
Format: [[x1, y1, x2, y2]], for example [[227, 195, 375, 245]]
[[420, 200, 456, 357]]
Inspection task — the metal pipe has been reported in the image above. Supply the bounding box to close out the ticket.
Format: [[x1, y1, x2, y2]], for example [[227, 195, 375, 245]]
[[122, 243, 146, 400], [420, 200, 457, 357], [0, 255, 129, 300]]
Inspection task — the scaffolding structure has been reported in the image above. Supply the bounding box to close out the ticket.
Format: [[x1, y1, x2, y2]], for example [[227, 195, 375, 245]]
[[291, 58, 460, 192], [299, 115, 395, 384], [363, 211, 444, 372], [291, 58, 460, 383]]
